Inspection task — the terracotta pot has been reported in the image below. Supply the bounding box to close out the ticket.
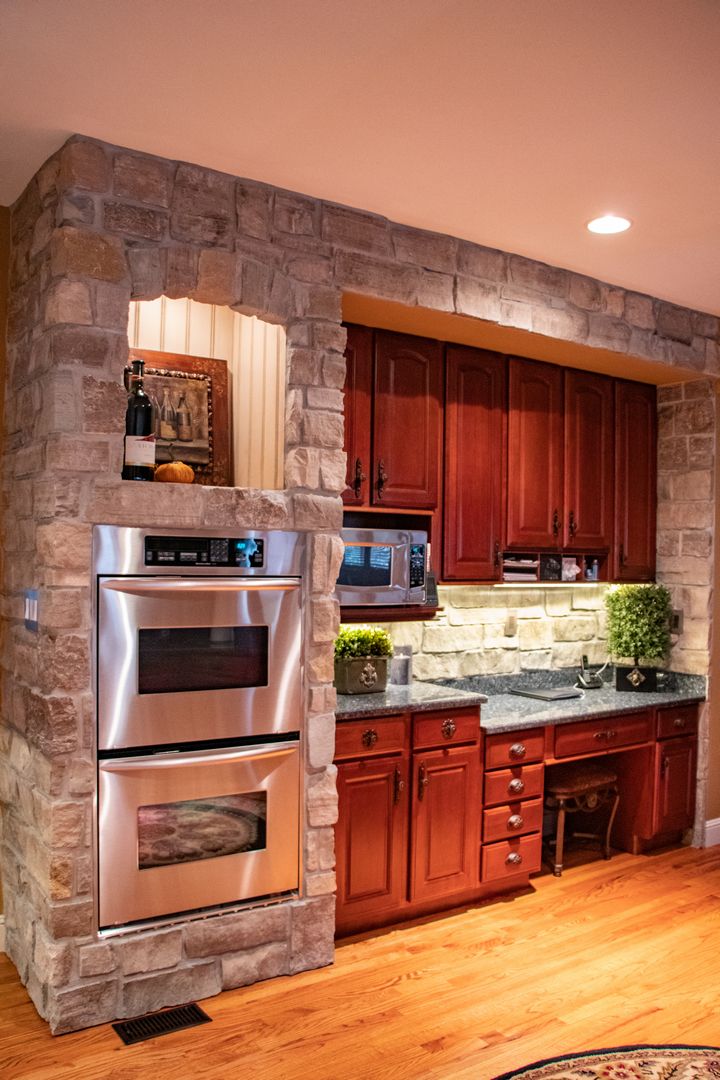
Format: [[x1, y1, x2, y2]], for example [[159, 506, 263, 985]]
[[334, 657, 389, 695]]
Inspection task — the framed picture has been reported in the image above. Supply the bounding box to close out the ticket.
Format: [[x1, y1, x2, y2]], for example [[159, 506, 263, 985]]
[[128, 348, 232, 487]]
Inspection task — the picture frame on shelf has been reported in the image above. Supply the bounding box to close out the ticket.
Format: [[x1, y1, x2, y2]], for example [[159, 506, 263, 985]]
[[129, 348, 232, 487]]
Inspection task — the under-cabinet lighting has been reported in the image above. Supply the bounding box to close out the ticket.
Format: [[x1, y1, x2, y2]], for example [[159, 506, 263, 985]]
[[587, 214, 632, 234]]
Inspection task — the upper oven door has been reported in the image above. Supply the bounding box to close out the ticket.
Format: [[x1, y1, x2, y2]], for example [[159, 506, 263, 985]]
[[98, 577, 301, 751]]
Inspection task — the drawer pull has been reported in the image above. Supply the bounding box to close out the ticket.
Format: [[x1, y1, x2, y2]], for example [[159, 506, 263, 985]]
[[507, 814, 524, 831], [418, 763, 429, 800], [673, 716, 686, 729], [593, 730, 607, 741], [506, 852, 523, 867], [393, 766, 405, 804], [441, 718, 457, 739], [509, 743, 527, 760], [508, 778, 525, 795], [361, 728, 379, 749], [606, 730, 617, 739]]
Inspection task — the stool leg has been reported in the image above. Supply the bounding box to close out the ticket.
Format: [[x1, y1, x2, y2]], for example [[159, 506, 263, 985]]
[[603, 788, 620, 860], [553, 800, 566, 877]]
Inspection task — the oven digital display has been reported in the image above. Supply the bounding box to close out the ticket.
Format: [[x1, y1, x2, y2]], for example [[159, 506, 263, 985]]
[[137, 626, 269, 694], [137, 792, 267, 870], [144, 536, 265, 567]]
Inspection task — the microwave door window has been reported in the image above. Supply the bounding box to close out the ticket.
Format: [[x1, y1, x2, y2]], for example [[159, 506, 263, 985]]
[[137, 626, 269, 694], [337, 544, 393, 587]]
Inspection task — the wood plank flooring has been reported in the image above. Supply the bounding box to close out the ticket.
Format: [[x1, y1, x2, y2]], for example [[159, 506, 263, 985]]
[[2, 846, 720, 1079]]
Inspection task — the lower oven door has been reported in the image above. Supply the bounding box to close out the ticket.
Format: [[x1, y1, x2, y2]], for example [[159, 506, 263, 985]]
[[98, 740, 300, 929]]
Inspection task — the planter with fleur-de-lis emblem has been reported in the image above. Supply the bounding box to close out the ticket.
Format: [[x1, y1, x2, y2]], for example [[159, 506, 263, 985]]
[[334, 657, 389, 695]]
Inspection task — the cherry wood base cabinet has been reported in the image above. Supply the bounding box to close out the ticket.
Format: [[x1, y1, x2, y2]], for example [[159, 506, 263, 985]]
[[334, 707, 483, 935]]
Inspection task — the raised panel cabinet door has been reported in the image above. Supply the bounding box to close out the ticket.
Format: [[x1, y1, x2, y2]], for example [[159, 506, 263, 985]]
[[444, 346, 506, 580], [335, 756, 409, 928], [409, 745, 481, 903], [564, 369, 615, 550], [506, 358, 564, 549], [373, 331, 443, 508], [614, 379, 657, 581], [342, 324, 373, 506], [653, 737, 697, 836]]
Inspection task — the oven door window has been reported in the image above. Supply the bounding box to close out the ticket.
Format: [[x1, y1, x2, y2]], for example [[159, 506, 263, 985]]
[[138, 626, 268, 694], [137, 791, 267, 870], [337, 544, 393, 587]]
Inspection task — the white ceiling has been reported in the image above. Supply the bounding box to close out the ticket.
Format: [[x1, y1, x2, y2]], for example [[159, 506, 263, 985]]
[[2, 0, 719, 315]]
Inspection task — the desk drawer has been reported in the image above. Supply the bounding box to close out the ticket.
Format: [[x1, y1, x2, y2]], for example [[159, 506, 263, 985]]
[[485, 728, 544, 769], [553, 711, 652, 759], [483, 797, 543, 843], [481, 834, 542, 883], [484, 763, 544, 807], [657, 705, 698, 740], [335, 715, 408, 760], [413, 708, 479, 750]]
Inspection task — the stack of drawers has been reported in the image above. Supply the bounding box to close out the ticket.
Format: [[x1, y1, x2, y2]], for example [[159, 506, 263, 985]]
[[481, 728, 545, 883]]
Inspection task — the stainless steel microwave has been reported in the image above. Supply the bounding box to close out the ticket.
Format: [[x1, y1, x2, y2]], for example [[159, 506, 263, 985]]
[[336, 527, 427, 606]]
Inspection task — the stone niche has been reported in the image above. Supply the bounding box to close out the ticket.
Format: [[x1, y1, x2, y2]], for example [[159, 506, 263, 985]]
[[1, 134, 717, 1032]]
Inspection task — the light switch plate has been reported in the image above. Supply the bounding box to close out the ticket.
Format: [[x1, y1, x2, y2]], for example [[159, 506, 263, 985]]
[[671, 609, 684, 634], [24, 589, 39, 632]]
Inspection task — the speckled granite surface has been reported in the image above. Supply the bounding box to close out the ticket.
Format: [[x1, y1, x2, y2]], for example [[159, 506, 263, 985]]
[[335, 669, 705, 730]]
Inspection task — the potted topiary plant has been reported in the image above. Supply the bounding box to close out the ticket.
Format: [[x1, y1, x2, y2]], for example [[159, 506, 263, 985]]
[[605, 583, 673, 692], [334, 625, 394, 695]]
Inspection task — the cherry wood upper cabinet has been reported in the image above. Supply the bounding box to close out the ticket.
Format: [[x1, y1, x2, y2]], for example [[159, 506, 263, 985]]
[[506, 358, 564, 549], [563, 370, 615, 550], [614, 380, 657, 581], [373, 331, 443, 509], [342, 325, 373, 506], [342, 327, 442, 509], [444, 346, 506, 580]]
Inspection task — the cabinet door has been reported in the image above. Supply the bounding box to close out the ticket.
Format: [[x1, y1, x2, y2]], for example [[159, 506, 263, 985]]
[[342, 325, 373, 506], [614, 379, 657, 581], [373, 331, 442, 508], [564, 370, 615, 550], [410, 745, 480, 902], [335, 755, 409, 928], [506, 358, 564, 549], [444, 346, 506, 580], [653, 737, 697, 835]]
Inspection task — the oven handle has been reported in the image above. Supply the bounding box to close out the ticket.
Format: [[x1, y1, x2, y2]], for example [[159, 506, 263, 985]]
[[100, 578, 300, 598], [99, 741, 299, 771]]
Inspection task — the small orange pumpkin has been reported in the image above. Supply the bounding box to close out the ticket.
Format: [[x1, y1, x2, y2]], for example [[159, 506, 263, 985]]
[[154, 461, 195, 484]]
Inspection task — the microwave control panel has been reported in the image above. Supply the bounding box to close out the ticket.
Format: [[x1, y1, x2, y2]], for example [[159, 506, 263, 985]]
[[409, 544, 426, 588], [144, 535, 265, 569]]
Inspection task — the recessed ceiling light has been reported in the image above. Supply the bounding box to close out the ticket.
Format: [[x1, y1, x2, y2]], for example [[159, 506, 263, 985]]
[[587, 214, 632, 234]]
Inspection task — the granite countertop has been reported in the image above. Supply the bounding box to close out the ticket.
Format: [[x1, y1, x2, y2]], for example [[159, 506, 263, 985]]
[[335, 669, 705, 729]]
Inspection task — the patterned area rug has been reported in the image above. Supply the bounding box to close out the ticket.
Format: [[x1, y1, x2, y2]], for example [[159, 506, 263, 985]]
[[493, 1044, 720, 1079]]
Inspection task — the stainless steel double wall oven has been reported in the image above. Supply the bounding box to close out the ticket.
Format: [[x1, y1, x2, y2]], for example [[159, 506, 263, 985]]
[[93, 526, 304, 930]]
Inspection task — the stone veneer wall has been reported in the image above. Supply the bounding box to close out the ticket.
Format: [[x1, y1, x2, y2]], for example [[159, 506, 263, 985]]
[[0, 134, 718, 1033]]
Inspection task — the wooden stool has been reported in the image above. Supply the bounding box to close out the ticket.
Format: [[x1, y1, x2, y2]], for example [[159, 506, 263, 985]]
[[544, 762, 620, 877]]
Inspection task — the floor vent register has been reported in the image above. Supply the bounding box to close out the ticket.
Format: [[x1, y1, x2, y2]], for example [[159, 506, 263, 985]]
[[112, 1002, 212, 1045]]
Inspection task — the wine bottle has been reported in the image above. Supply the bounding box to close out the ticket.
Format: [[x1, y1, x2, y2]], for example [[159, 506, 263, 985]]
[[176, 391, 192, 442], [159, 387, 177, 441], [122, 359, 156, 481]]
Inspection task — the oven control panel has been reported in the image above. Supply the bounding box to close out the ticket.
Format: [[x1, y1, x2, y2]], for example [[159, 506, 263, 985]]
[[144, 536, 265, 568]]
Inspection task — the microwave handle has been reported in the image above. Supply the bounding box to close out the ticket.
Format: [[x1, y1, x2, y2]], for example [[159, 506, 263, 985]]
[[100, 578, 300, 598]]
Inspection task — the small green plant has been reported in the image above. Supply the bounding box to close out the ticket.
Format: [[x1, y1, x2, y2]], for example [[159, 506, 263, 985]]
[[605, 584, 673, 666], [334, 625, 393, 660]]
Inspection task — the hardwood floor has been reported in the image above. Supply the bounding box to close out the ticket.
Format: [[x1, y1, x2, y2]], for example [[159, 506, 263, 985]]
[[2, 846, 720, 1079]]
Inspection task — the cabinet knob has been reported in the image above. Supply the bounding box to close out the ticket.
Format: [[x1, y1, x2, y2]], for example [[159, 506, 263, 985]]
[[673, 716, 686, 729], [393, 766, 405, 804], [568, 509, 577, 537], [509, 743, 526, 760], [508, 778, 525, 795], [441, 718, 457, 739], [593, 730, 607, 741], [507, 814, 524, 831], [361, 728, 378, 748], [506, 852, 523, 866], [552, 509, 560, 538], [418, 763, 429, 800]]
